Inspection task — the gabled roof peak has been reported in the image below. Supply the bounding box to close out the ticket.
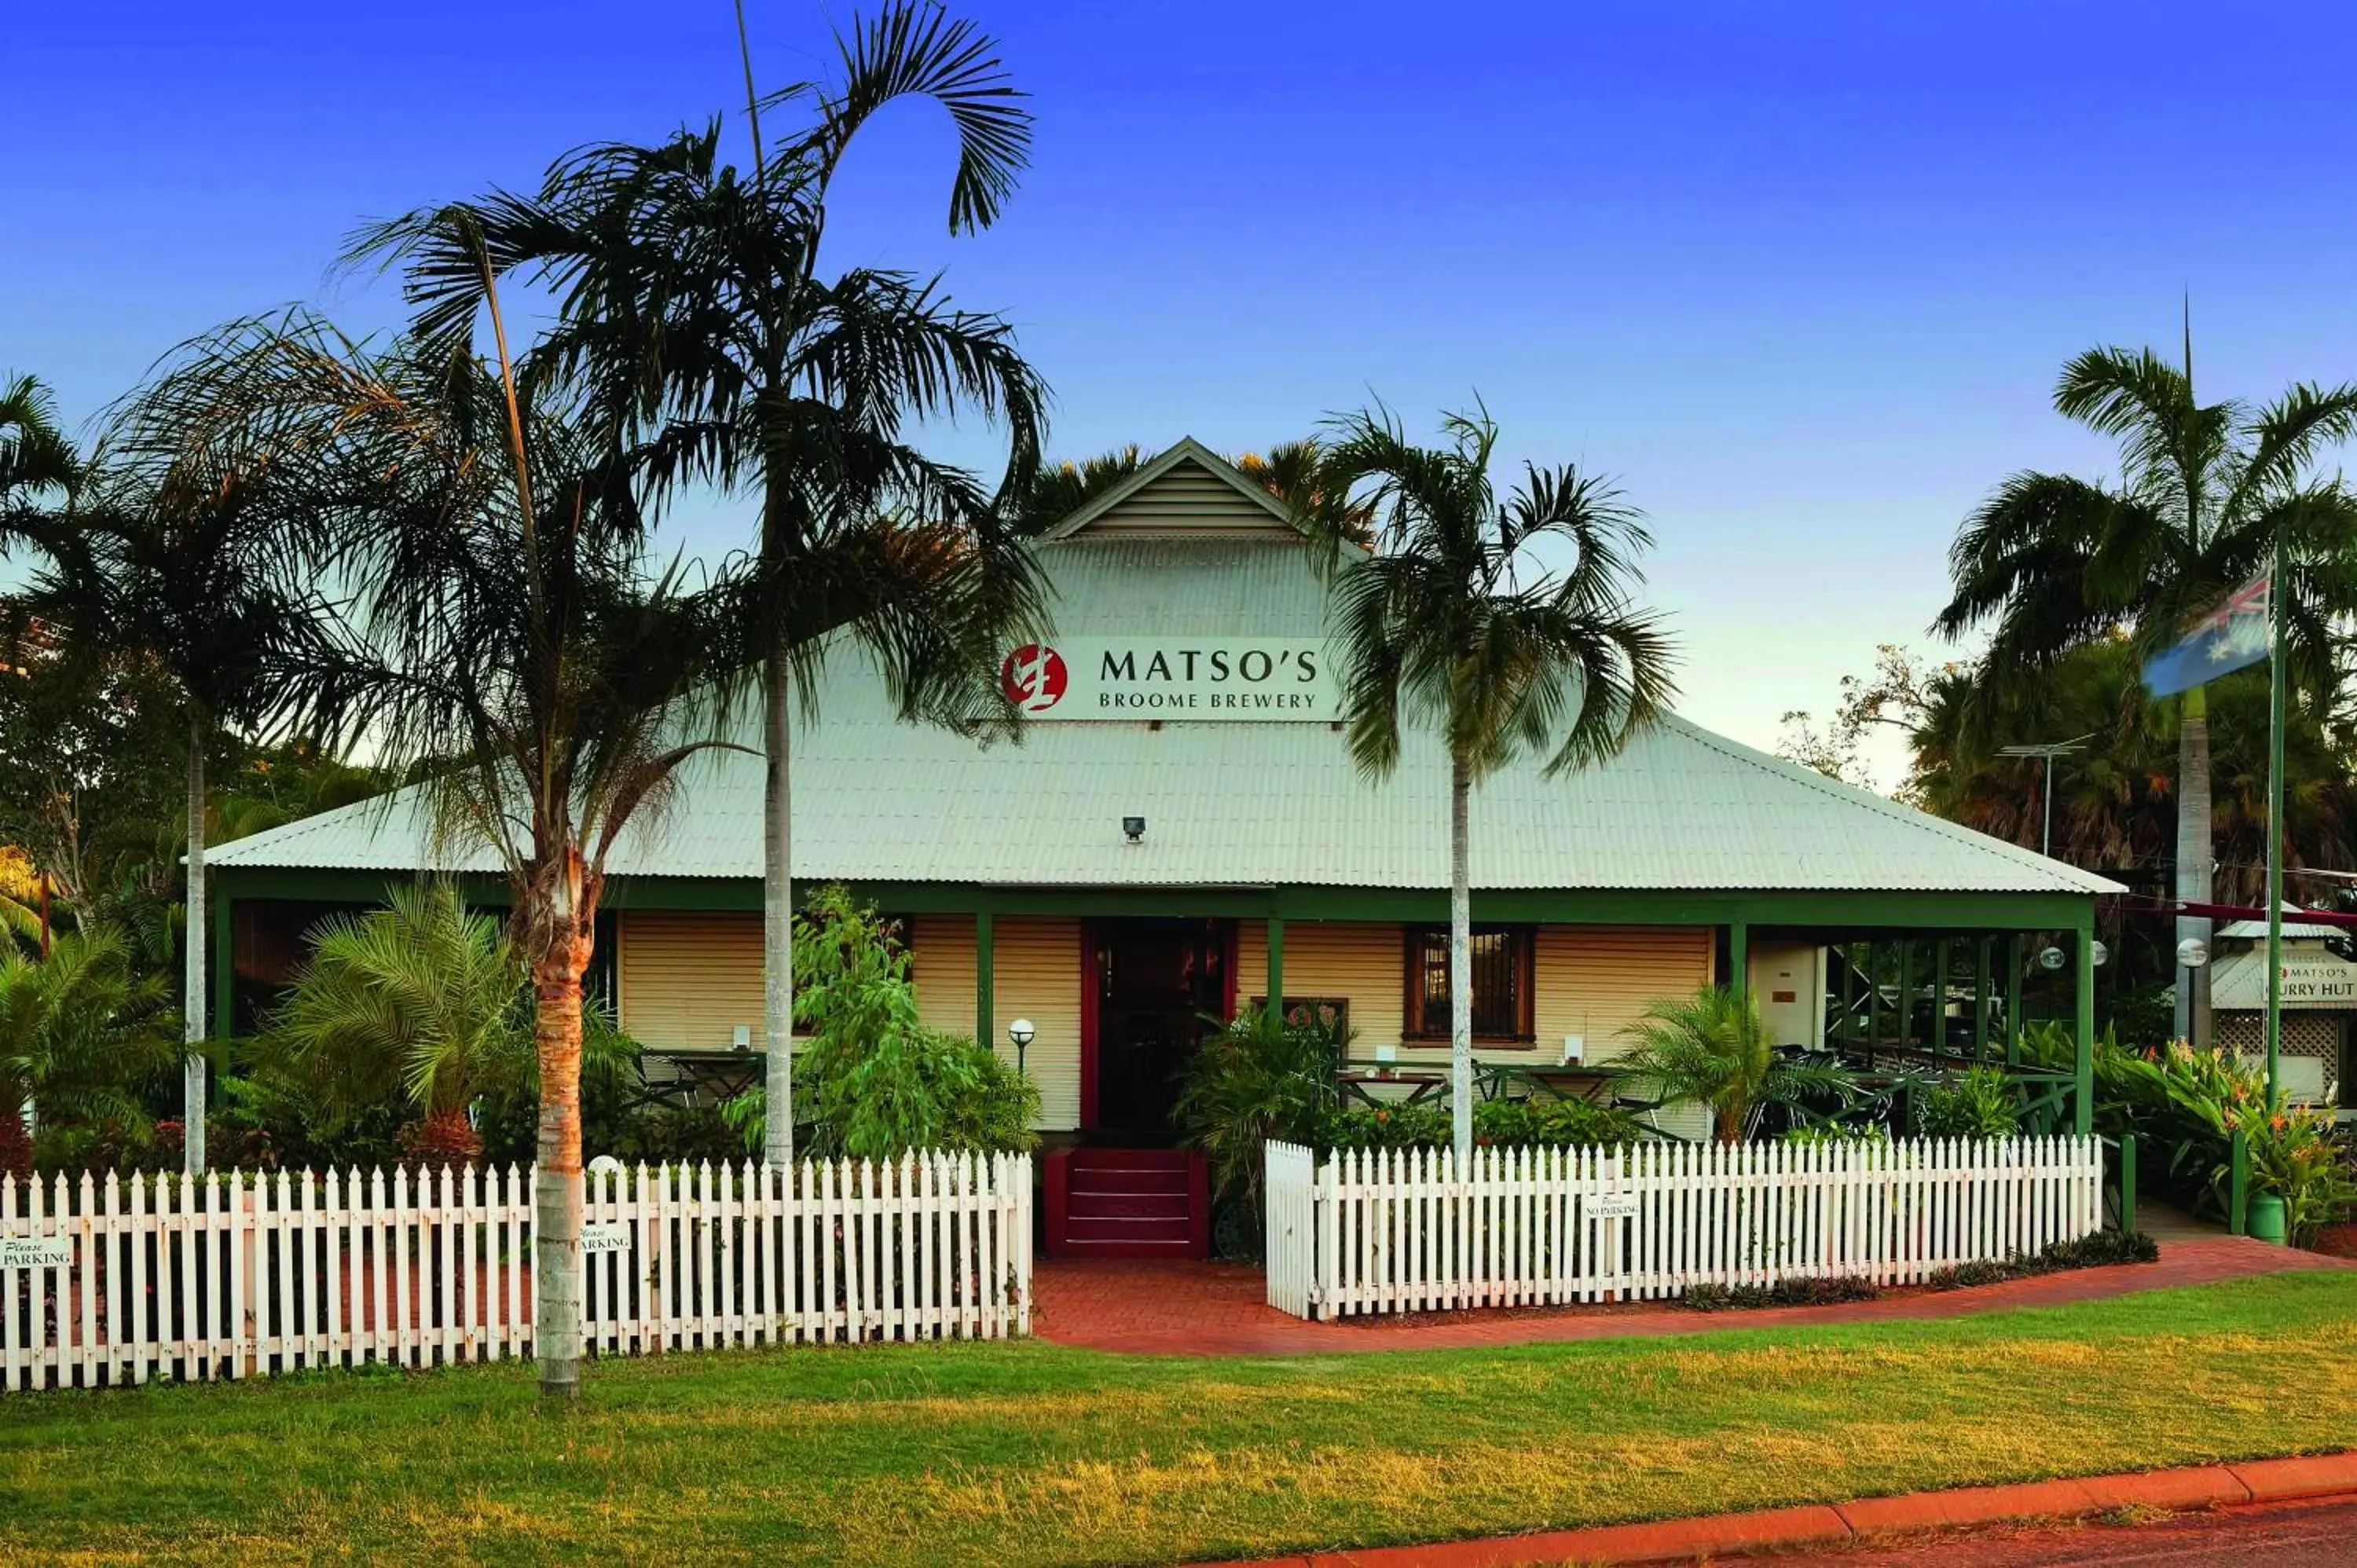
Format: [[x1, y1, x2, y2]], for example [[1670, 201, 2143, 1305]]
[[1040, 437, 1305, 540]]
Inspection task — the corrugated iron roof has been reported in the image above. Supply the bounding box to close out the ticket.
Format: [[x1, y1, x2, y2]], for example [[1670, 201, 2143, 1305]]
[[209, 449, 2120, 898]]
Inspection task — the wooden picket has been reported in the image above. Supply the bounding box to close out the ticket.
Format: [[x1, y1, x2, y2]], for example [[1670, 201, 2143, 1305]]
[[0, 1152, 1032, 1393], [1264, 1136, 2104, 1320]]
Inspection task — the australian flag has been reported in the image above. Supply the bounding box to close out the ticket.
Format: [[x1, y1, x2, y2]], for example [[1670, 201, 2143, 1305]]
[[2143, 570, 2272, 698]]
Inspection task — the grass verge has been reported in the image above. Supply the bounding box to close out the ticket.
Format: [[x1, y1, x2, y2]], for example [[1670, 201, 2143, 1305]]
[[1, 1272, 2352, 1566]]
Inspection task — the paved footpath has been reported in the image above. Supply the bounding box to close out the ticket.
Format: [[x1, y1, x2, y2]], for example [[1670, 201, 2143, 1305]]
[[1202, 1453, 2357, 1566], [1033, 1236, 2351, 1356]]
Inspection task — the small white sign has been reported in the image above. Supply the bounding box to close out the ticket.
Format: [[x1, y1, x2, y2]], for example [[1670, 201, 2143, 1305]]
[[579, 1222, 632, 1255], [1586, 1193, 1640, 1221], [0, 1236, 74, 1269]]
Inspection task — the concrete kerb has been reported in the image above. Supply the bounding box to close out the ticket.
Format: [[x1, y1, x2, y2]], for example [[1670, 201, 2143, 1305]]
[[1204, 1452, 2357, 1566]]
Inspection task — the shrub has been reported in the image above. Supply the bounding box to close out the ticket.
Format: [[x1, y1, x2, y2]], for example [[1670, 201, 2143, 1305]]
[[1926, 1229, 2159, 1290], [1782, 1123, 1890, 1148], [1175, 1004, 1347, 1208], [1314, 1095, 1648, 1154], [0, 925, 178, 1178], [1472, 1096, 1650, 1149], [722, 887, 1039, 1162], [1615, 986, 1855, 1141], [262, 885, 534, 1164], [1916, 1065, 2021, 1140], [1684, 1275, 1878, 1311], [2016, 1026, 2357, 1242]]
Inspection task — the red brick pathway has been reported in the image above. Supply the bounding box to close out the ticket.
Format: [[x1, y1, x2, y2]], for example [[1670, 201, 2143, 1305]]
[[1032, 1236, 2352, 1356]]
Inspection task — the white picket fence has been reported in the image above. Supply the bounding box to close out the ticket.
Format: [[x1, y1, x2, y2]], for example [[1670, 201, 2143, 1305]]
[[1264, 1136, 2103, 1320], [0, 1152, 1032, 1392]]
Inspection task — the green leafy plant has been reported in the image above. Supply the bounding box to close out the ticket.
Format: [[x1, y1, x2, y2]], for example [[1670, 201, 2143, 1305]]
[[2236, 1106, 2356, 1247], [1782, 1123, 1890, 1148], [724, 886, 1038, 1162], [1684, 1275, 1879, 1311], [1175, 1003, 1347, 1209], [264, 884, 534, 1164], [1615, 985, 1854, 1141], [1316, 1095, 1648, 1154], [0, 925, 177, 1177], [1916, 1065, 2022, 1140]]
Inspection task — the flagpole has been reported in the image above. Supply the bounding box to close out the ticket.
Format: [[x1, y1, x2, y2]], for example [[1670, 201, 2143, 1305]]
[[2264, 544, 2286, 1108]]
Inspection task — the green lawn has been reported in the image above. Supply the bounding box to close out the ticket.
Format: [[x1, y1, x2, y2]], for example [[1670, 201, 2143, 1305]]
[[2, 1273, 2354, 1566]]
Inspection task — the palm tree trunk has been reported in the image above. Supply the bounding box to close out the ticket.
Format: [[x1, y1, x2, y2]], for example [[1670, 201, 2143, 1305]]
[[182, 713, 207, 1174], [532, 915, 591, 1401], [2175, 687, 2214, 1050], [761, 639, 794, 1166], [1449, 753, 1473, 1162]]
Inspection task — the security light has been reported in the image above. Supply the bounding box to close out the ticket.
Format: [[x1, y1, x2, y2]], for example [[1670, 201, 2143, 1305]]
[[1122, 815, 1146, 842]]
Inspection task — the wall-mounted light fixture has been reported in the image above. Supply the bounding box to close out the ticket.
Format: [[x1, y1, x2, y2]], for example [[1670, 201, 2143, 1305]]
[[1122, 815, 1146, 843]]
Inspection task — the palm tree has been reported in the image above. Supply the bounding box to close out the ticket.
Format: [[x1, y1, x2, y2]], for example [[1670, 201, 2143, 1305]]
[[350, 2, 1049, 1167], [1615, 987, 1849, 1142], [0, 925, 176, 1177], [1005, 445, 1151, 535], [22, 338, 346, 1172], [0, 373, 82, 521], [266, 884, 534, 1165], [1934, 343, 2357, 1047], [1312, 405, 1677, 1158], [170, 302, 736, 1400]]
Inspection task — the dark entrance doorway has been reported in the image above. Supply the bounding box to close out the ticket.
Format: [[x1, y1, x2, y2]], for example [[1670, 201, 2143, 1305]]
[[1089, 918, 1231, 1140]]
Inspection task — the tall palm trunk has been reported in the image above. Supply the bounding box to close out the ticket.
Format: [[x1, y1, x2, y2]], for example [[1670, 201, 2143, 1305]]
[[2175, 687, 2214, 1049], [182, 712, 207, 1174], [531, 906, 591, 1401], [1449, 753, 1473, 1161], [761, 640, 795, 1166]]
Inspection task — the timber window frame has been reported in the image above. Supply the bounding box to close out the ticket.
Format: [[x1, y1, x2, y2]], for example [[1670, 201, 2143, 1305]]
[[1402, 924, 1536, 1045]]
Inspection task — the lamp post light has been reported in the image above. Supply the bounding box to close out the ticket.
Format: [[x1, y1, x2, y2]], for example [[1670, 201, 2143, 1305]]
[[1006, 1017, 1035, 1078]]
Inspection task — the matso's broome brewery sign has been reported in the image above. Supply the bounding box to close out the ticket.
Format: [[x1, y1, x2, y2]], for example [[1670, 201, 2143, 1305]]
[[1002, 638, 1339, 722]]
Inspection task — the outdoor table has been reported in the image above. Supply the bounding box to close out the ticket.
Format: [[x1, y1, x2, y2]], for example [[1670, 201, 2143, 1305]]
[[626, 1048, 767, 1111], [1334, 1068, 1448, 1108]]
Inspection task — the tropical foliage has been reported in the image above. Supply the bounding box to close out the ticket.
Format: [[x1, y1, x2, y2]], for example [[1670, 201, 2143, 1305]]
[[264, 885, 535, 1165], [1615, 985, 1855, 1142], [1173, 1002, 1347, 1211], [1934, 343, 2357, 1046], [1915, 1065, 2022, 1139], [363, 0, 1051, 1167], [722, 886, 1038, 1162], [1318, 1095, 1648, 1152], [0, 927, 176, 1177], [1310, 404, 1677, 1156], [2017, 1025, 2356, 1243]]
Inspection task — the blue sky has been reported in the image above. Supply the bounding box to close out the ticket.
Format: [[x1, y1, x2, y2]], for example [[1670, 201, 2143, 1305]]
[[9, 2, 2357, 769]]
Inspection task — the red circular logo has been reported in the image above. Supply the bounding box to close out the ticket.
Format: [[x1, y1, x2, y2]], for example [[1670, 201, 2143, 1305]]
[[1001, 643, 1069, 713]]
